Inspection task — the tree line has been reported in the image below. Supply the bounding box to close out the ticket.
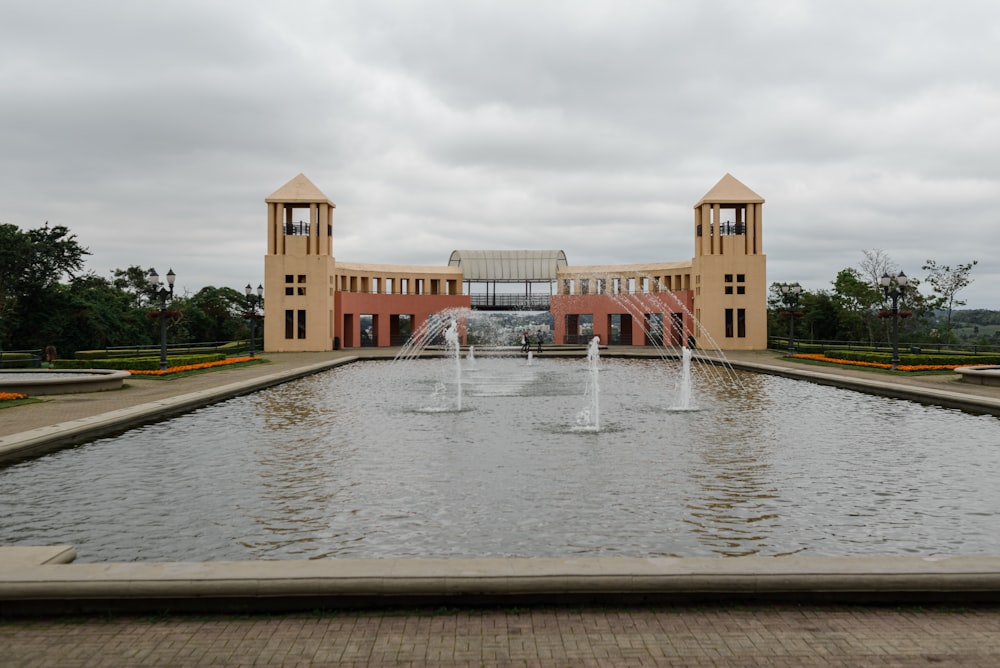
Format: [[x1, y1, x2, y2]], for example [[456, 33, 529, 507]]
[[0, 222, 988, 357], [0, 222, 253, 357], [769, 249, 983, 347]]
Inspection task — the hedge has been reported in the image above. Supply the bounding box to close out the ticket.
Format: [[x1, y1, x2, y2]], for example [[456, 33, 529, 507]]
[[54, 354, 227, 370], [74, 341, 243, 360], [827, 350, 1000, 367], [0, 353, 36, 369]]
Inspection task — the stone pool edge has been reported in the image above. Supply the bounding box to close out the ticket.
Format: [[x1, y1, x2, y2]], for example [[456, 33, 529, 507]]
[[0, 357, 358, 464], [4, 350, 1000, 614], [3, 550, 1000, 615]]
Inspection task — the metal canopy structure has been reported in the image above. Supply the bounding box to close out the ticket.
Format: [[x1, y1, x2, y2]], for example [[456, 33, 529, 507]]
[[448, 250, 568, 310], [448, 250, 568, 282]]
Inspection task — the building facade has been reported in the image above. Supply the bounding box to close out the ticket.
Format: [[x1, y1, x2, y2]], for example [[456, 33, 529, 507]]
[[262, 173, 766, 352]]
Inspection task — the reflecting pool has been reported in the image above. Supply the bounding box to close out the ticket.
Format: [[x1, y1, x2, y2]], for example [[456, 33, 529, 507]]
[[1, 357, 998, 562]]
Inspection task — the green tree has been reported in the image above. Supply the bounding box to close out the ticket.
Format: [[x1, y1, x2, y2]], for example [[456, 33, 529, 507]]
[[176, 286, 247, 343], [831, 268, 881, 342], [799, 291, 840, 341], [922, 259, 978, 338], [0, 223, 89, 353], [24, 274, 152, 355], [112, 265, 158, 310]]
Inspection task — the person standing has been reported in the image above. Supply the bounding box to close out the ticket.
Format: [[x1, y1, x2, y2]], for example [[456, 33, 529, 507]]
[[535, 329, 543, 353]]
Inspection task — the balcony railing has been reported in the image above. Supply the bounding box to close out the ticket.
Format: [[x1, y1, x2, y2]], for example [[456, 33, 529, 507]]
[[470, 294, 552, 311], [284, 221, 310, 236]]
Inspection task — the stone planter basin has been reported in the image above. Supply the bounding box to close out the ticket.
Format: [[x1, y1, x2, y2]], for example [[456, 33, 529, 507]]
[[0, 369, 131, 395]]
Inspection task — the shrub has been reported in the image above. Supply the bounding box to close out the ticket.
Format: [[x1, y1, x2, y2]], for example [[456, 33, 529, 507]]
[[54, 354, 227, 370]]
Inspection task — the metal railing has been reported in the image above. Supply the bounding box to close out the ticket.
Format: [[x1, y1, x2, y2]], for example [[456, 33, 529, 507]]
[[88, 341, 253, 358], [769, 337, 1000, 356], [470, 294, 551, 311], [283, 221, 310, 236]]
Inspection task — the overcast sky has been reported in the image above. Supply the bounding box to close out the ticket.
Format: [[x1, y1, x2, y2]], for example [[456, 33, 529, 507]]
[[3, 1, 999, 307]]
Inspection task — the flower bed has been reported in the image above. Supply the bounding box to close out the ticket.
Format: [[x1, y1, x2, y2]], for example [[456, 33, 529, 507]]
[[792, 353, 961, 372], [0, 392, 28, 402], [127, 356, 259, 376]]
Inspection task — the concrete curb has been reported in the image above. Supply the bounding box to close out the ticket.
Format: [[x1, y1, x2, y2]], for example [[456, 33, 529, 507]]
[[722, 358, 1000, 416], [3, 350, 1000, 615], [0, 357, 357, 463], [4, 556, 1000, 615]]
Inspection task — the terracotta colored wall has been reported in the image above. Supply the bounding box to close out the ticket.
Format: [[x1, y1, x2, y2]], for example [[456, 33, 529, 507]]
[[336, 292, 471, 348], [550, 292, 695, 346]]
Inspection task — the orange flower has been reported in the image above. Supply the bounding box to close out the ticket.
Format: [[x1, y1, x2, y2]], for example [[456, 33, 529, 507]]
[[791, 354, 961, 372], [0, 392, 28, 401], [128, 357, 258, 376]]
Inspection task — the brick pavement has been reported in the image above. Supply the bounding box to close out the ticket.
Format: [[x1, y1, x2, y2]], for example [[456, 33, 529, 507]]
[[3, 605, 1000, 666]]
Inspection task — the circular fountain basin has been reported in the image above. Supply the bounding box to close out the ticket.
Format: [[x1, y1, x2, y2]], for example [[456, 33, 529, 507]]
[[956, 365, 1000, 387], [0, 369, 130, 395]]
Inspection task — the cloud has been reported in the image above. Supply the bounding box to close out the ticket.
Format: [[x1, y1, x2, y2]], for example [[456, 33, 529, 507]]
[[1, 0, 998, 308]]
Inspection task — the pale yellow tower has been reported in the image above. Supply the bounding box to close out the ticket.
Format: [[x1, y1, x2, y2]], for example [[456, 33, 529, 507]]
[[263, 174, 337, 351], [690, 174, 767, 350]]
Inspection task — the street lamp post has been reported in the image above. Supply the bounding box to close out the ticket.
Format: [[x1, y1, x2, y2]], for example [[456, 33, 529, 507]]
[[880, 271, 909, 370], [244, 283, 264, 357], [778, 282, 802, 356], [148, 268, 176, 371]]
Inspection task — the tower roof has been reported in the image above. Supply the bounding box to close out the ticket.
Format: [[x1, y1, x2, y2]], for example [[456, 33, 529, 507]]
[[266, 173, 335, 206], [694, 173, 764, 207]]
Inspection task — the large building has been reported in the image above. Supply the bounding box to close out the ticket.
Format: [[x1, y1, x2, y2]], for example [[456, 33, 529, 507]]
[[262, 173, 766, 351]]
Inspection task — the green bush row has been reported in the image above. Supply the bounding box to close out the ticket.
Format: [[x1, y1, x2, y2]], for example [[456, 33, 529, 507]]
[[0, 353, 36, 369], [54, 354, 227, 370], [74, 342, 243, 360], [828, 350, 1000, 366]]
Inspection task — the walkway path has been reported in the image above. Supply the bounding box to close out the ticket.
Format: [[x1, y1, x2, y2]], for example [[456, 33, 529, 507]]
[[3, 347, 1000, 666], [4, 604, 1000, 666]]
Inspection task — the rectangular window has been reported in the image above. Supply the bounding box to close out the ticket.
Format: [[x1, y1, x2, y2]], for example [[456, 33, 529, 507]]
[[725, 286, 733, 295], [285, 309, 294, 339], [297, 275, 306, 283], [737, 274, 745, 282], [725, 308, 734, 338], [285, 287, 294, 296], [297, 310, 307, 339], [737, 308, 746, 338], [724, 274, 733, 283], [285, 275, 293, 284], [737, 286, 746, 295]]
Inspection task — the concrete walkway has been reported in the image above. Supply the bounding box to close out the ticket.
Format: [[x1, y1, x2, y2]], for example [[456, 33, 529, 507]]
[[3, 604, 1000, 666], [3, 347, 1000, 665]]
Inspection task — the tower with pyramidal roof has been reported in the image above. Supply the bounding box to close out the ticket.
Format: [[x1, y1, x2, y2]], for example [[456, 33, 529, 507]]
[[263, 173, 337, 351], [690, 173, 767, 350]]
